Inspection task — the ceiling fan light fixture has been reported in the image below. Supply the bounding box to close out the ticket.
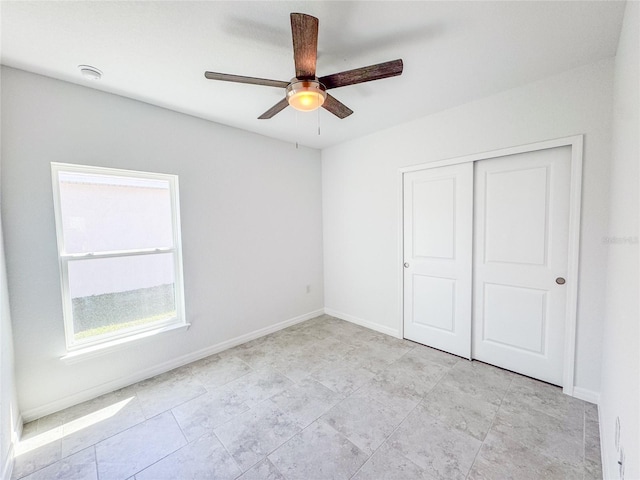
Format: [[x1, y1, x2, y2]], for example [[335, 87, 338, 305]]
[[286, 79, 327, 112], [204, 13, 403, 119]]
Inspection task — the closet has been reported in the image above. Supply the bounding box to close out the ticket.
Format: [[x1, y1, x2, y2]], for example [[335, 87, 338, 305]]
[[402, 138, 581, 387]]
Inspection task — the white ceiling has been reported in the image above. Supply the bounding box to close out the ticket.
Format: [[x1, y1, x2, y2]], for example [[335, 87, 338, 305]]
[[1, 1, 626, 149]]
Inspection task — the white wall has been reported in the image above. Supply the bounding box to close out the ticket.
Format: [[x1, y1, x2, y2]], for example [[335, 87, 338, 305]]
[[1, 70, 20, 479], [1, 194, 19, 480], [599, 2, 639, 479], [0, 66, 324, 418], [322, 59, 614, 397]]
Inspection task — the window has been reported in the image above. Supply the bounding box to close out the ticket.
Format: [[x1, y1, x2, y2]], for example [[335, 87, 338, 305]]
[[51, 163, 186, 351]]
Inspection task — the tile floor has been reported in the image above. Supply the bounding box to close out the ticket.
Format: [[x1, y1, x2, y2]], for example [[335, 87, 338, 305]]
[[12, 315, 602, 480]]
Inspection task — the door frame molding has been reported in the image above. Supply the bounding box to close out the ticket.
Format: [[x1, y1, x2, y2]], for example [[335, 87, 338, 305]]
[[397, 135, 583, 396]]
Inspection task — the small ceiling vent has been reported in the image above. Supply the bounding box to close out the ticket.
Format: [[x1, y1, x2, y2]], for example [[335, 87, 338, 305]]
[[78, 65, 102, 80]]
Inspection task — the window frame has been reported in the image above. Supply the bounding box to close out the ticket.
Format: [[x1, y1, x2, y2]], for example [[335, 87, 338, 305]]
[[51, 162, 187, 352]]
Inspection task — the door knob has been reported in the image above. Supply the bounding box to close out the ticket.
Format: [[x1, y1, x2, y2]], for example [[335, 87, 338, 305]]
[[556, 277, 566, 285], [404, 262, 409, 268]]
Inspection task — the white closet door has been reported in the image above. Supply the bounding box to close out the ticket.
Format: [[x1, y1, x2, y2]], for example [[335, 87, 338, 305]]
[[403, 163, 473, 359], [473, 147, 571, 385]]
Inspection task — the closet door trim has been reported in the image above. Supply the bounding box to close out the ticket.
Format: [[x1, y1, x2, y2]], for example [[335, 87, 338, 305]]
[[397, 135, 583, 396]]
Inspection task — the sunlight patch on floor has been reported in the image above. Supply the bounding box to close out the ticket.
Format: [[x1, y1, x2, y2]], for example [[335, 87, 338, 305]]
[[16, 396, 135, 456]]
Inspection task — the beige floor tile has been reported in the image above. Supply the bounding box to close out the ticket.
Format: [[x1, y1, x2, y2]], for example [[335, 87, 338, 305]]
[[503, 375, 585, 423], [492, 399, 584, 467], [387, 406, 482, 480], [189, 353, 252, 389], [268, 378, 341, 428], [95, 411, 186, 480], [135, 432, 241, 480], [310, 356, 375, 395], [17, 447, 97, 480], [237, 458, 286, 480], [352, 443, 436, 480], [14, 316, 602, 480], [321, 391, 407, 455], [134, 367, 207, 418], [171, 388, 250, 442], [468, 430, 584, 480], [422, 382, 500, 440], [61, 394, 145, 458], [11, 426, 62, 480], [439, 360, 513, 406], [219, 369, 293, 408], [213, 400, 301, 471], [269, 420, 368, 480]]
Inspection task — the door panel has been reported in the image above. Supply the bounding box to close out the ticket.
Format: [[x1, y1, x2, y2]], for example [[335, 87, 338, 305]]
[[473, 147, 571, 385], [403, 163, 473, 359], [412, 275, 455, 332], [482, 283, 547, 354], [483, 166, 549, 265], [412, 177, 455, 259]]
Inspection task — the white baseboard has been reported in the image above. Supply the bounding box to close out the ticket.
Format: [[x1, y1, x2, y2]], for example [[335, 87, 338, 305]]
[[2, 414, 22, 480], [21, 309, 324, 422], [324, 308, 402, 339], [572, 386, 600, 404], [2, 443, 13, 480], [598, 406, 614, 480], [2, 444, 13, 480]]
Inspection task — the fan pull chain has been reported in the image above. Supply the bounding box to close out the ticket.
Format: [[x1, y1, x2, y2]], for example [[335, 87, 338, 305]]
[[317, 95, 321, 136], [295, 109, 300, 148]]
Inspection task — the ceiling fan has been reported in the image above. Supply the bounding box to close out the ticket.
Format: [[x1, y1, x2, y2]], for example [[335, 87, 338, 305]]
[[204, 13, 403, 120]]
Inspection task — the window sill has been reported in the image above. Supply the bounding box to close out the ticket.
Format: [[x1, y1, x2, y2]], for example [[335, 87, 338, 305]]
[[60, 322, 191, 364]]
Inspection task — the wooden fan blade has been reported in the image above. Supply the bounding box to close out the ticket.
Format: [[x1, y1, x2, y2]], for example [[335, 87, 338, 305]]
[[319, 59, 403, 90], [291, 13, 318, 79], [322, 94, 353, 119], [258, 98, 289, 119], [204, 71, 289, 89]]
